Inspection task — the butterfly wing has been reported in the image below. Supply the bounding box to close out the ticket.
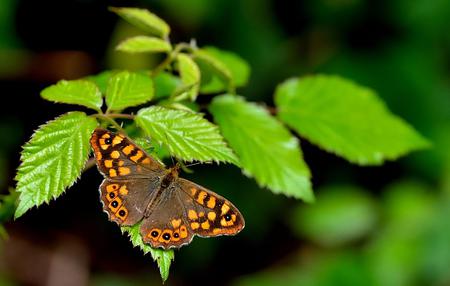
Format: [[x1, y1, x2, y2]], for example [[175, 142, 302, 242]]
[[91, 128, 166, 226], [139, 178, 245, 249]]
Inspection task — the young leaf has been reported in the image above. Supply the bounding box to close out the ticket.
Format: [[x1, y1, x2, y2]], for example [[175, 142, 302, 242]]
[[41, 80, 102, 111], [275, 75, 431, 165], [110, 7, 170, 38], [136, 106, 239, 164], [153, 72, 182, 100], [106, 71, 154, 112], [209, 95, 313, 201], [121, 223, 174, 282], [116, 36, 172, 53], [15, 112, 97, 218], [194, 47, 250, 94], [177, 53, 201, 101]]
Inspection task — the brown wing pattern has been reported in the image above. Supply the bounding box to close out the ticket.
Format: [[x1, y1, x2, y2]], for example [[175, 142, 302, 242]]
[[139, 178, 245, 249], [91, 128, 166, 226], [177, 178, 245, 237], [90, 128, 165, 180]]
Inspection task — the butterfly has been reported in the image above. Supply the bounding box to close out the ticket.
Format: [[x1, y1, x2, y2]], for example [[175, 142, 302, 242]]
[[90, 128, 245, 249]]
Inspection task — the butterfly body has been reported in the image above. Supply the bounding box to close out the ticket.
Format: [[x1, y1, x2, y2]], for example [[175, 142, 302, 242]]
[[90, 128, 244, 249]]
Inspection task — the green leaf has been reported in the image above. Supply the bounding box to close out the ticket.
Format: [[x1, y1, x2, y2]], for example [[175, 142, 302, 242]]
[[110, 7, 170, 38], [86, 70, 114, 94], [177, 53, 201, 101], [209, 95, 313, 201], [15, 112, 97, 218], [291, 185, 377, 247], [41, 79, 102, 111], [275, 75, 431, 165], [194, 46, 250, 94], [116, 36, 172, 53], [106, 71, 154, 112], [121, 223, 174, 282], [136, 106, 239, 164], [153, 72, 182, 100]]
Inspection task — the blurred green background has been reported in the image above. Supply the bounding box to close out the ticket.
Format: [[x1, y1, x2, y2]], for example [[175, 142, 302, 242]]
[[0, 0, 449, 285]]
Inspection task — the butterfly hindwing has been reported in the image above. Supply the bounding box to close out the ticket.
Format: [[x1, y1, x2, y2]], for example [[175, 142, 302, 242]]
[[100, 178, 158, 226], [177, 178, 245, 238]]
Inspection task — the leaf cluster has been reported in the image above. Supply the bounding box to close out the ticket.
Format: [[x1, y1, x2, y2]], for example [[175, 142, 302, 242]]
[[11, 7, 430, 282]]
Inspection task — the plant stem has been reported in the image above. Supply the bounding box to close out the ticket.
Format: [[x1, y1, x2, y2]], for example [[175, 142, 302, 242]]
[[151, 42, 195, 77]]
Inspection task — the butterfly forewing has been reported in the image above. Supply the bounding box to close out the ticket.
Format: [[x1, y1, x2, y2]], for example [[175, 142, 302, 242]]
[[90, 128, 165, 179]]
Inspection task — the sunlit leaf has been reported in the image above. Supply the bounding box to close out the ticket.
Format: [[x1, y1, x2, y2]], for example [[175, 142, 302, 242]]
[[153, 72, 182, 100], [41, 80, 102, 111], [136, 106, 238, 164], [110, 7, 170, 38], [116, 36, 172, 53], [177, 53, 201, 101], [275, 75, 431, 165], [15, 112, 97, 218], [106, 71, 154, 112], [194, 47, 250, 93], [209, 95, 313, 201]]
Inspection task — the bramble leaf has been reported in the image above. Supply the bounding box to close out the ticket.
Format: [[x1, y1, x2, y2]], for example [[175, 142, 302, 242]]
[[15, 112, 97, 218], [194, 47, 250, 94], [177, 53, 201, 101], [121, 223, 174, 283], [116, 36, 172, 53], [136, 106, 239, 164], [86, 70, 114, 94], [153, 72, 182, 99], [106, 71, 154, 112], [41, 80, 102, 111], [275, 75, 431, 165], [110, 7, 170, 38], [209, 95, 313, 201]]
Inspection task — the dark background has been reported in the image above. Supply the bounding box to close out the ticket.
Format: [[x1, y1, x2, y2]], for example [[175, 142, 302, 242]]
[[0, 0, 449, 285]]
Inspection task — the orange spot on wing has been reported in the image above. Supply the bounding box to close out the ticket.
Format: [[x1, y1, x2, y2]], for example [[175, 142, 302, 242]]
[[110, 151, 120, 159], [190, 188, 197, 196], [106, 184, 119, 192], [130, 151, 143, 162], [201, 221, 210, 230], [207, 197, 216, 209], [190, 222, 200, 230], [171, 219, 181, 228], [188, 210, 198, 220], [104, 160, 113, 168], [119, 185, 128, 195], [207, 212, 216, 221], [221, 204, 230, 215], [112, 136, 124, 146], [95, 152, 102, 160], [213, 228, 221, 234], [118, 167, 130, 176], [122, 145, 134, 155], [141, 158, 151, 164], [197, 191, 207, 205], [109, 169, 117, 177], [180, 225, 188, 238]]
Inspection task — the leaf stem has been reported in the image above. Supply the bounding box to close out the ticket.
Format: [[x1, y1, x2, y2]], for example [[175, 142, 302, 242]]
[[151, 42, 196, 77]]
